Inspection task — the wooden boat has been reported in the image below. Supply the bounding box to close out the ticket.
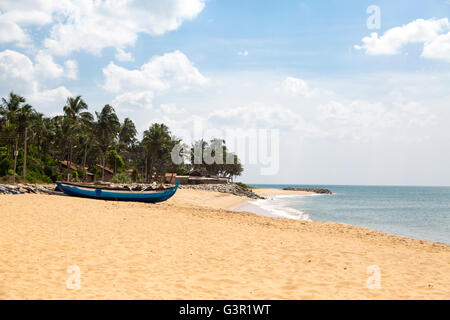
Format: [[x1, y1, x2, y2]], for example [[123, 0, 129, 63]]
[[56, 181, 179, 203]]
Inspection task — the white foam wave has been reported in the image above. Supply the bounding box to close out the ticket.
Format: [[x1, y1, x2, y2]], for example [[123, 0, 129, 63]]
[[248, 198, 311, 221]]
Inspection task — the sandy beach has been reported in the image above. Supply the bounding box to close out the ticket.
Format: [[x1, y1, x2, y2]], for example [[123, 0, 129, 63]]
[[0, 188, 449, 299]]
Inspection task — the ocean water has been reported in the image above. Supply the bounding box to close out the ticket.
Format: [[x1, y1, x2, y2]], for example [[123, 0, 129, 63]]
[[236, 185, 450, 244]]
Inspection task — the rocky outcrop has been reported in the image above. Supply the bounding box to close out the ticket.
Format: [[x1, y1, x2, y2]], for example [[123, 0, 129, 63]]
[[0, 184, 55, 194], [283, 187, 332, 194], [0, 185, 24, 194], [180, 183, 265, 199]]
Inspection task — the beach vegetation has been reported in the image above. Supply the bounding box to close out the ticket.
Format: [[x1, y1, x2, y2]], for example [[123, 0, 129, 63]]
[[234, 182, 250, 190], [0, 91, 244, 184], [130, 168, 140, 182], [111, 171, 133, 184], [190, 139, 243, 180], [0, 157, 10, 176]]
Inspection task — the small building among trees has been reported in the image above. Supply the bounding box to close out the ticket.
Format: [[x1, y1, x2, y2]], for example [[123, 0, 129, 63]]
[[96, 164, 114, 182]]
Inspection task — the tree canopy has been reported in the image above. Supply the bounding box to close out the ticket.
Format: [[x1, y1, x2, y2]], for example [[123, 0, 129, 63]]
[[0, 92, 244, 184]]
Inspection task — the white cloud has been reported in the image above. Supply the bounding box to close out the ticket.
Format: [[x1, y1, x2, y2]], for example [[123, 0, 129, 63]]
[[422, 32, 450, 61], [208, 104, 316, 133], [355, 18, 450, 60], [103, 50, 208, 93], [28, 86, 72, 104], [113, 91, 155, 111], [0, 1, 64, 45], [34, 51, 65, 79], [277, 77, 317, 97], [0, 49, 72, 106], [238, 50, 249, 56], [3, 50, 78, 82], [0, 50, 36, 91], [0, 20, 29, 43], [104, 50, 208, 113], [115, 48, 134, 62], [317, 99, 437, 141], [160, 103, 186, 114], [0, 0, 205, 56], [64, 60, 78, 80]]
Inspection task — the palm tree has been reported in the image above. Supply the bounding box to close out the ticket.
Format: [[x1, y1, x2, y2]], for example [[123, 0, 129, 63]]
[[36, 116, 54, 159], [63, 96, 88, 181], [142, 123, 173, 182], [52, 115, 72, 175], [95, 105, 120, 180], [1, 92, 24, 122], [30, 112, 44, 158], [118, 117, 137, 165], [1, 92, 26, 160], [0, 92, 246, 184], [1, 92, 36, 180], [190, 139, 208, 168], [63, 96, 88, 119], [79, 111, 95, 174]]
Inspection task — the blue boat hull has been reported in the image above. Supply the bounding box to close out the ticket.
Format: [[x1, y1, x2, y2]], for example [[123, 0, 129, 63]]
[[56, 182, 178, 203]]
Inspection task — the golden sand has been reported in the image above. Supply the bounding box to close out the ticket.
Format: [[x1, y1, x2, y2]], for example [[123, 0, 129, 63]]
[[0, 189, 449, 299]]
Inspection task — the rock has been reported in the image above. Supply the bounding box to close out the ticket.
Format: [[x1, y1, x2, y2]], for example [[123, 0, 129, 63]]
[[0, 185, 24, 194], [179, 183, 265, 199], [0, 184, 56, 195], [282, 187, 332, 194]]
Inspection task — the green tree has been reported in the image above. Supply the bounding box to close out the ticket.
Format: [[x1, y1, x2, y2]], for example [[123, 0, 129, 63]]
[[189, 138, 243, 180], [118, 117, 137, 166], [79, 111, 95, 173], [95, 104, 120, 180], [142, 123, 174, 182], [0, 92, 247, 184], [0, 92, 36, 180], [63, 96, 89, 181]]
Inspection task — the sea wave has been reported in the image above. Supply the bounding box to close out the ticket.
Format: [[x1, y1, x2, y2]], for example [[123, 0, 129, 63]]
[[247, 196, 311, 221]]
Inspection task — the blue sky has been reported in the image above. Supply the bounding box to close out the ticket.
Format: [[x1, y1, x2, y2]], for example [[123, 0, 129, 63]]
[[1, 0, 450, 185]]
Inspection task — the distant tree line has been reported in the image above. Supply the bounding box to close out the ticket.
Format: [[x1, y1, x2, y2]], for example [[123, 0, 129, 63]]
[[0, 92, 243, 184]]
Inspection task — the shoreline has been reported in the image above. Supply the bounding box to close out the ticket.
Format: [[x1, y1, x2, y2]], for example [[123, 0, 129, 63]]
[[239, 188, 450, 245], [226, 188, 315, 211], [232, 188, 315, 220], [1, 190, 449, 299]]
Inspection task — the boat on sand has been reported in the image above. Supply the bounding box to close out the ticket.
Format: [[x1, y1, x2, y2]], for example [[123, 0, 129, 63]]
[[56, 181, 178, 203]]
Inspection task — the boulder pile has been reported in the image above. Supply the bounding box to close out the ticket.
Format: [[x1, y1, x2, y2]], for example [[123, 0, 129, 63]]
[[180, 183, 265, 199], [0, 184, 55, 194], [282, 187, 332, 194]]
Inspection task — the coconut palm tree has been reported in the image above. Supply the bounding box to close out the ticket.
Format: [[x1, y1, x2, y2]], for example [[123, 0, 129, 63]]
[[95, 104, 120, 180], [79, 111, 95, 173], [63, 96, 88, 119], [52, 115, 72, 175], [0, 92, 26, 160], [118, 117, 137, 165], [1, 93, 36, 179], [36, 116, 54, 159], [142, 123, 173, 182], [63, 96, 89, 180], [0, 92, 246, 184]]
